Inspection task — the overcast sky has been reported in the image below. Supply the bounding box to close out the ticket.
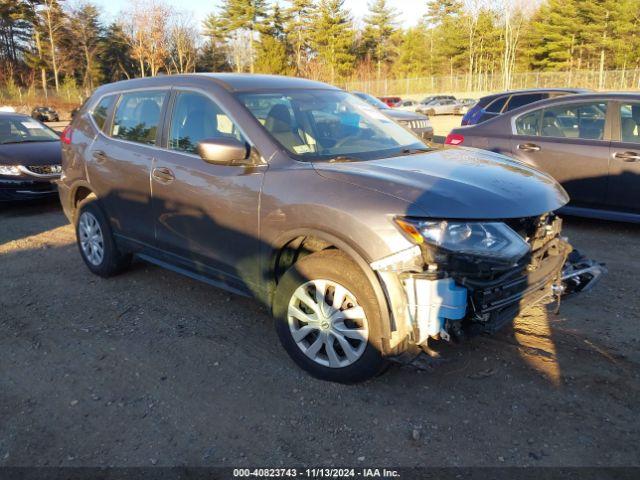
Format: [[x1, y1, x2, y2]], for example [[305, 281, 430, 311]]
[[93, 0, 428, 29]]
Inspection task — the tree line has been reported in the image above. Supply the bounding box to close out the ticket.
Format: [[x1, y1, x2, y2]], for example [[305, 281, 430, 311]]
[[1, 0, 639, 101]]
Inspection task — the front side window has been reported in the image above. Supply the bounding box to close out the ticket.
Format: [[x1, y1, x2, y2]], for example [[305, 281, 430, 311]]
[[540, 102, 607, 140], [168, 91, 244, 153], [238, 90, 427, 161], [619, 103, 640, 143], [111, 90, 166, 145], [91, 95, 115, 131]]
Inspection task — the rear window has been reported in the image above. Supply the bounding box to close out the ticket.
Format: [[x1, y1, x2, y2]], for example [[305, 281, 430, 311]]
[[505, 93, 545, 112], [91, 95, 115, 131], [485, 96, 508, 113], [110, 90, 167, 145]]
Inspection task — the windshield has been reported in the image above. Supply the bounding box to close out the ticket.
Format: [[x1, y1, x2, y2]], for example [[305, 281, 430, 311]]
[[0, 116, 59, 144], [237, 90, 426, 161]]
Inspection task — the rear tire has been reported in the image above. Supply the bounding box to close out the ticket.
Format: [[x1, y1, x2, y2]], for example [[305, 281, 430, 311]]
[[75, 199, 131, 277], [273, 250, 388, 383]]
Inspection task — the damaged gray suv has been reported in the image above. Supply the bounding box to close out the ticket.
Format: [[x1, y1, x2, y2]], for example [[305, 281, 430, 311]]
[[58, 74, 604, 383]]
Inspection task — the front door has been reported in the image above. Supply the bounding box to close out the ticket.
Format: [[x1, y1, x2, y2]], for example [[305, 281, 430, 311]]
[[151, 90, 265, 294], [607, 101, 640, 214], [510, 100, 610, 208]]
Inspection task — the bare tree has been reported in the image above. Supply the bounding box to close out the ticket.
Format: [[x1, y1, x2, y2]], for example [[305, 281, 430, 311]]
[[37, 0, 65, 91], [122, 0, 171, 77], [167, 13, 198, 74], [499, 0, 529, 90]]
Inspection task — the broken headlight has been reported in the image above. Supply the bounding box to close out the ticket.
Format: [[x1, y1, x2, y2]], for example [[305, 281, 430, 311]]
[[394, 218, 530, 265]]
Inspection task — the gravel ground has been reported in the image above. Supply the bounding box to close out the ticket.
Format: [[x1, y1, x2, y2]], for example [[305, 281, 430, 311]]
[[1, 199, 639, 468]]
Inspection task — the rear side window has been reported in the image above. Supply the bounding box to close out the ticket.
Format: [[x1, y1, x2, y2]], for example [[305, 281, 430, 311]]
[[505, 93, 544, 112], [515, 110, 542, 136], [540, 102, 607, 140], [111, 90, 167, 145], [91, 95, 115, 131], [619, 103, 640, 143], [485, 96, 508, 113]]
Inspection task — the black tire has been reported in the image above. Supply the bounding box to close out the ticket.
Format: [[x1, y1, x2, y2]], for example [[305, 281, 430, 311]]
[[273, 249, 388, 383], [75, 198, 131, 277]]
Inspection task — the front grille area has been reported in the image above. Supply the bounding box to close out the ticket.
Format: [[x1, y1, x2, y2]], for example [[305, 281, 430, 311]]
[[407, 120, 430, 130], [25, 165, 62, 176]]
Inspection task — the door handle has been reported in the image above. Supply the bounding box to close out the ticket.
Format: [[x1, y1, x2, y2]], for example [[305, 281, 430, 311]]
[[613, 151, 640, 162], [152, 167, 175, 183], [92, 150, 107, 163], [517, 143, 541, 152]]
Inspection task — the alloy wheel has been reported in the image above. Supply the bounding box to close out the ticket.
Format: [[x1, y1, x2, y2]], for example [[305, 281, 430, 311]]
[[78, 211, 105, 266]]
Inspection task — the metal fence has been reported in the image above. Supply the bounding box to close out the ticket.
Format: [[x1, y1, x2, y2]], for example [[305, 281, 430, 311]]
[[343, 69, 640, 97]]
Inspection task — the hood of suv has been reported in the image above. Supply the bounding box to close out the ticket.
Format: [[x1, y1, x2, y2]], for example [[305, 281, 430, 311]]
[[313, 147, 569, 219], [383, 109, 429, 122]]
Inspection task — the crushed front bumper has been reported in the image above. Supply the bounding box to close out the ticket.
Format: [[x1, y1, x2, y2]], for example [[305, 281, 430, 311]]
[[371, 222, 605, 351]]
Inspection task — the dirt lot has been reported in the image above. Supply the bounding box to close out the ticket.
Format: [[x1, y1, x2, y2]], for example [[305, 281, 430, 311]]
[[1, 199, 639, 468]]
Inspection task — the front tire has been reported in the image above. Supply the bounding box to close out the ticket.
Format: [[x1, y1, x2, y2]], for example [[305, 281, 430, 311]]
[[273, 250, 388, 383], [75, 199, 131, 277]]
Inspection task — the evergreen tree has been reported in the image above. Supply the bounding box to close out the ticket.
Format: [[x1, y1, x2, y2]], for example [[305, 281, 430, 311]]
[[285, 0, 314, 75], [528, 0, 580, 71], [65, 2, 103, 91], [361, 0, 398, 79], [255, 4, 291, 75], [220, 0, 268, 73], [99, 22, 136, 82], [201, 13, 230, 72], [393, 26, 428, 77], [311, 0, 355, 83]]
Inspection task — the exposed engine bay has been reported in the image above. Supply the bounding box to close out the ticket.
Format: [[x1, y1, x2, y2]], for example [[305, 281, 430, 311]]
[[371, 213, 606, 349]]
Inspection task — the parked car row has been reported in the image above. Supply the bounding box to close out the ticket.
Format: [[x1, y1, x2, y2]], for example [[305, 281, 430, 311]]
[[50, 73, 603, 383], [375, 94, 472, 116], [351, 92, 434, 141]]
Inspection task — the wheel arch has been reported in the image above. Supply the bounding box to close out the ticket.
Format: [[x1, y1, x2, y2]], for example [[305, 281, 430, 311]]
[[268, 227, 395, 353]]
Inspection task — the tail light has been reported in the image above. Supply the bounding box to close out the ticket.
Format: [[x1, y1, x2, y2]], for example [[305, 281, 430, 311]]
[[445, 133, 464, 146], [60, 125, 73, 145]]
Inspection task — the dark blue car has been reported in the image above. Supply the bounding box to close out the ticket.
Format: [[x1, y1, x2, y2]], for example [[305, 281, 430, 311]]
[[461, 88, 589, 126]]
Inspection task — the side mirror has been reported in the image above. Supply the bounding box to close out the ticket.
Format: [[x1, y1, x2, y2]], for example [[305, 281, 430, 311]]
[[196, 138, 249, 165]]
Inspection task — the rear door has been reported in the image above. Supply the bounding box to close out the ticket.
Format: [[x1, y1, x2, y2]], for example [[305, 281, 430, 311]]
[[607, 101, 640, 213], [88, 89, 169, 245], [510, 100, 611, 208]]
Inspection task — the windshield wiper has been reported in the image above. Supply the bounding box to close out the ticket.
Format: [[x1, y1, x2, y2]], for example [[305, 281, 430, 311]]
[[401, 147, 432, 155], [327, 155, 360, 163], [0, 139, 56, 145]]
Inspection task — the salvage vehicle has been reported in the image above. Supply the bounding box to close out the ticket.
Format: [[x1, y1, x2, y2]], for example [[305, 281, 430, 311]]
[[0, 113, 62, 201], [58, 74, 604, 383], [447, 92, 640, 223], [352, 91, 433, 141]]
